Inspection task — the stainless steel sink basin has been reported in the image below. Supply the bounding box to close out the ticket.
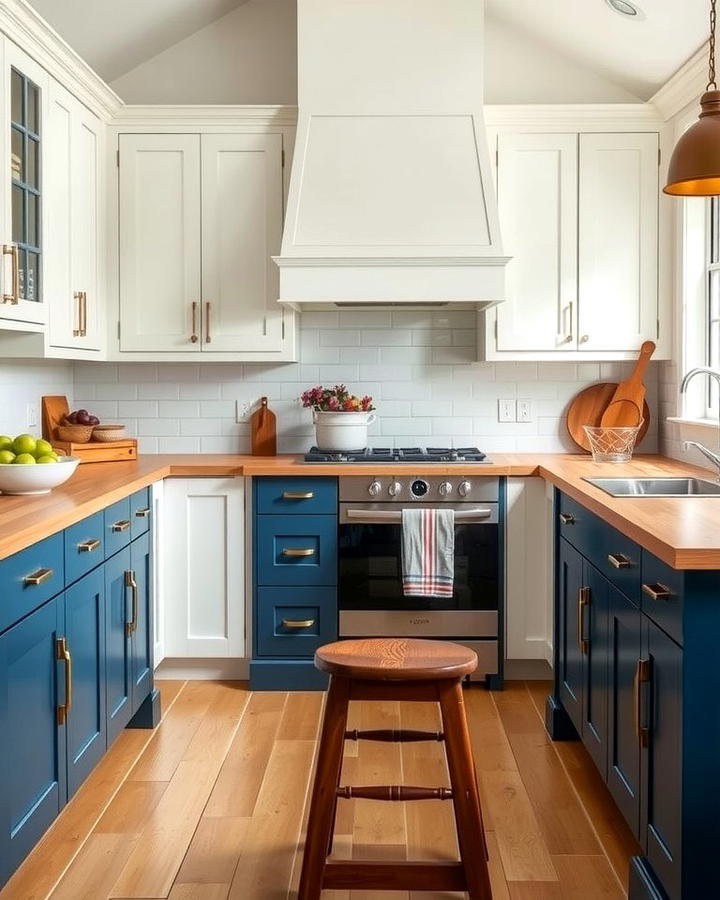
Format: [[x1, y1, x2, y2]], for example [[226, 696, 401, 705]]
[[584, 477, 720, 497]]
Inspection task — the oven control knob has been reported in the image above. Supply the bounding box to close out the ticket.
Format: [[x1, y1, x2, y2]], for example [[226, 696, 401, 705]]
[[388, 481, 402, 497], [368, 480, 382, 497], [438, 481, 453, 497], [458, 480, 472, 497], [411, 479, 429, 498]]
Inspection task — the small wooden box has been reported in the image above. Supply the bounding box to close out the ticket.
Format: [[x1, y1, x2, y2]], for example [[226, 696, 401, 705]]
[[42, 395, 138, 464]]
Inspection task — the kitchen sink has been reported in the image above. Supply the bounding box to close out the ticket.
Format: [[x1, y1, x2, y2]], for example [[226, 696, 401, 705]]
[[584, 477, 720, 497]]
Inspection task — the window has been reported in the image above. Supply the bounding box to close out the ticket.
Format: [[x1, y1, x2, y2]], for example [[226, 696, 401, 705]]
[[10, 67, 41, 303]]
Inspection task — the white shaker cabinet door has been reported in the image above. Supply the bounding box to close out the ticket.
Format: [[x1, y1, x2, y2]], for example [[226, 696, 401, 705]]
[[577, 132, 659, 353], [495, 132, 578, 352], [118, 134, 201, 352], [200, 133, 283, 352], [162, 478, 245, 659]]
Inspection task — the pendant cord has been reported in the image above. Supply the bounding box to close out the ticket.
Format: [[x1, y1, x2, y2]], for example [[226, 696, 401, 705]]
[[709, 0, 717, 90]]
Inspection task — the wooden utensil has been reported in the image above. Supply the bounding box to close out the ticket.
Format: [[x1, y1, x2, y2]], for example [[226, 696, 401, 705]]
[[566, 383, 651, 452], [251, 397, 277, 456], [599, 340, 656, 427]]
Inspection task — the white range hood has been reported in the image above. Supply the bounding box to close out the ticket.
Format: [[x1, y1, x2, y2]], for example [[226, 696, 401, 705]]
[[275, 0, 508, 308]]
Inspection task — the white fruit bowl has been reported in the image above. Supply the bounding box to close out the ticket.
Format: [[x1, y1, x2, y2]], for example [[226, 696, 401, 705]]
[[0, 457, 81, 495]]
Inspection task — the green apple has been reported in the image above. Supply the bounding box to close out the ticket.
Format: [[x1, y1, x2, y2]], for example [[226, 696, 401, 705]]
[[36, 455, 58, 464], [34, 439, 54, 458], [0, 449, 15, 464], [13, 453, 37, 465], [12, 434, 36, 456], [0, 435, 12, 451]]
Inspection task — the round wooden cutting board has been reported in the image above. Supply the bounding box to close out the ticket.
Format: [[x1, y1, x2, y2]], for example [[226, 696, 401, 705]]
[[566, 382, 651, 452]]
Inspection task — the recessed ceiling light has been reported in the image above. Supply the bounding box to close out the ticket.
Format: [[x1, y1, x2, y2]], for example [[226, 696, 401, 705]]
[[605, 0, 643, 18]]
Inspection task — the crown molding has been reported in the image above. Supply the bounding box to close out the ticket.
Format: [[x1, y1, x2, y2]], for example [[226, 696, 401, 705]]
[[110, 104, 298, 128], [484, 103, 662, 130], [0, 0, 122, 119], [650, 45, 707, 121]]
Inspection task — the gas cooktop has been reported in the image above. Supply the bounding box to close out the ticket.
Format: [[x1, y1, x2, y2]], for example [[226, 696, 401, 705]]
[[303, 446, 490, 463]]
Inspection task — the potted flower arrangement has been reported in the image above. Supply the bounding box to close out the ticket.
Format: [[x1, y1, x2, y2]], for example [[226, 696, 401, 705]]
[[301, 385, 376, 452]]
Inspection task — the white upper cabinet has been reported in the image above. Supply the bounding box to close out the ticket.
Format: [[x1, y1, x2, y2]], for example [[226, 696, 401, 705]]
[[118, 131, 291, 359], [496, 133, 578, 353], [577, 132, 659, 353], [46, 79, 103, 352], [0, 38, 48, 330], [485, 128, 662, 360]]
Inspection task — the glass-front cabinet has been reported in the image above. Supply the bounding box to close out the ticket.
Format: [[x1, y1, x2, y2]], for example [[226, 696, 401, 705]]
[[1, 38, 47, 328]]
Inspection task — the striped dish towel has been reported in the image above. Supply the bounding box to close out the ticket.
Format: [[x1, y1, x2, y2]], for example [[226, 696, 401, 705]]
[[401, 508, 455, 597]]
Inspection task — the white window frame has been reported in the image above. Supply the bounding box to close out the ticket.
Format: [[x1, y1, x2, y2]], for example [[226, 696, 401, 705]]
[[706, 196, 720, 418]]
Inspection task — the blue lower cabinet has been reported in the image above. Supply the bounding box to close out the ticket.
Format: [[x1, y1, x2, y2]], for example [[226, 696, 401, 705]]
[[105, 547, 133, 743], [64, 512, 104, 587], [256, 515, 337, 586], [129, 488, 151, 541], [557, 537, 584, 734], [130, 532, 152, 713], [256, 476, 337, 515], [103, 497, 132, 559], [0, 532, 64, 634], [256, 587, 337, 657], [581, 564, 609, 778], [0, 595, 66, 884], [65, 568, 106, 797]]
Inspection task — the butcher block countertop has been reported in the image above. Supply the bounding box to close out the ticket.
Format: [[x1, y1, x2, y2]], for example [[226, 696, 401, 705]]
[[1, 453, 720, 568]]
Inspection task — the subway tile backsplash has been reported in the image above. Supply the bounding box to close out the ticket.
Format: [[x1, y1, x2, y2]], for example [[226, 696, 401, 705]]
[[73, 309, 660, 456]]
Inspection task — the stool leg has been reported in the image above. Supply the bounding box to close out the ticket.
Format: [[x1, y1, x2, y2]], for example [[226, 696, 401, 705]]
[[299, 676, 351, 900], [438, 680, 493, 900]]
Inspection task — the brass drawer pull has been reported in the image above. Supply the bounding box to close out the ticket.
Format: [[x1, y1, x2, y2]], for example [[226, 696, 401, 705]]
[[78, 538, 101, 553], [642, 582, 673, 602], [135, 508, 151, 518], [56, 637, 73, 725], [577, 586, 590, 655], [73, 290, 83, 336], [558, 512, 575, 525], [125, 570, 138, 637], [608, 553, 633, 569], [634, 658, 651, 749], [112, 520, 131, 532], [282, 618, 316, 629], [282, 548, 316, 557], [283, 491, 315, 500], [24, 568, 53, 586]]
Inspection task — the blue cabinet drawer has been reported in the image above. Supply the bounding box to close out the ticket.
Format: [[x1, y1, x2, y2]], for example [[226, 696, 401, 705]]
[[256, 515, 337, 586], [64, 512, 105, 586], [596, 523, 641, 599], [0, 533, 64, 633], [104, 497, 132, 558], [129, 488, 151, 540], [256, 477, 337, 516], [641, 552, 683, 645], [256, 587, 337, 657], [557, 493, 603, 561]]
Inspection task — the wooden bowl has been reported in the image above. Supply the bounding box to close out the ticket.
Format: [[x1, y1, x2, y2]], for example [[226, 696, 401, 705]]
[[56, 422, 94, 443], [92, 424, 126, 442]]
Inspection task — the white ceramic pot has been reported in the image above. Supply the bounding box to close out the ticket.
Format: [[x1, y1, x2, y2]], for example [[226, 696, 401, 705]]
[[313, 410, 377, 452]]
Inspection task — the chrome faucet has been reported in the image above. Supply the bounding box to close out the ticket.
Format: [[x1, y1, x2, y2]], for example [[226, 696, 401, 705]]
[[679, 367, 720, 479]]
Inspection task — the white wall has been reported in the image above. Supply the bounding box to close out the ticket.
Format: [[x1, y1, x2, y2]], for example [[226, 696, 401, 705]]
[[73, 309, 659, 455], [0, 360, 74, 437]]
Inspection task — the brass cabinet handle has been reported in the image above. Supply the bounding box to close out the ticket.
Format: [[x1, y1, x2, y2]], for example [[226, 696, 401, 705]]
[[81, 291, 87, 336], [281, 618, 316, 629], [24, 567, 54, 586], [125, 570, 138, 637], [205, 301, 211, 343], [634, 658, 651, 749], [73, 291, 83, 336], [135, 507, 151, 518], [56, 637, 73, 725], [577, 586, 590, 655], [112, 520, 131, 532], [282, 548, 316, 558], [283, 491, 315, 500], [608, 553, 633, 569], [2, 244, 19, 304], [558, 512, 576, 525], [191, 301, 199, 343], [642, 582, 672, 602], [78, 538, 101, 553]]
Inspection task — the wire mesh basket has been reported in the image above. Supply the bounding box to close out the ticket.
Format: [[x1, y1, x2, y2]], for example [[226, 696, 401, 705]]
[[583, 425, 642, 463]]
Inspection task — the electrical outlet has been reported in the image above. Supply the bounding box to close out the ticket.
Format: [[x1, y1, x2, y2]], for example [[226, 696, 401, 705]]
[[236, 400, 253, 423], [498, 399, 516, 423], [517, 399, 533, 423], [26, 402, 39, 430]]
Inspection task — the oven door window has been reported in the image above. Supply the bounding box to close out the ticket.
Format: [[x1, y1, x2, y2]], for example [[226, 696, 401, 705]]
[[338, 522, 498, 611]]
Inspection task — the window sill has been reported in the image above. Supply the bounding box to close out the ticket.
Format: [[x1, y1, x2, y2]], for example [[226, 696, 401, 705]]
[[666, 416, 719, 430]]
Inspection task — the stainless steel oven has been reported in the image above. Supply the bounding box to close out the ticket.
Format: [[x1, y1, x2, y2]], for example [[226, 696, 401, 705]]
[[337, 475, 503, 684]]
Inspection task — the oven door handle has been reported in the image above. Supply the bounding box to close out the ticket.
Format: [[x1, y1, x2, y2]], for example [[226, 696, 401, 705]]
[[344, 508, 493, 523]]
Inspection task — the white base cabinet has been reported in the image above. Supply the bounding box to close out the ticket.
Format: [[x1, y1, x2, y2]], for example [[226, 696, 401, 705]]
[[162, 478, 245, 659]]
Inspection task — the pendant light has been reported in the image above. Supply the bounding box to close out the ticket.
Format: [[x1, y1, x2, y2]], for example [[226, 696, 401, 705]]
[[664, 0, 720, 196]]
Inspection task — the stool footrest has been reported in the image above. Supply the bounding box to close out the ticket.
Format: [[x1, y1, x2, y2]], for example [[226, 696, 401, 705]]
[[323, 860, 466, 891], [345, 728, 444, 743], [337, 785, 453, 801]]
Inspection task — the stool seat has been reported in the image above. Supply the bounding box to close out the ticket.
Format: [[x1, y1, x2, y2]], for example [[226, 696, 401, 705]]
[[315, 637, 478, 681]]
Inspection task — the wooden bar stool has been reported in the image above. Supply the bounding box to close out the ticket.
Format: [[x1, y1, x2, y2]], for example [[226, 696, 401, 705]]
[[298, 637, 493, 899]]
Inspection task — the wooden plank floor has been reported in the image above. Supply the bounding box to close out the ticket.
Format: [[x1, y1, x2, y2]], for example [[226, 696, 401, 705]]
[[0, 680, 640, 900]]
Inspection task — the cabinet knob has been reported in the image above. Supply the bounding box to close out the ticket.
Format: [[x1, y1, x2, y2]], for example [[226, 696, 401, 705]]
[[580, 334, 589, 343]]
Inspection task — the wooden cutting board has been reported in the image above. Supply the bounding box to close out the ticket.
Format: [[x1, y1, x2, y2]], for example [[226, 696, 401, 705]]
[[250, 397, 277, 456], [599, 340, 656, 427], [566, 382, 650, 452]]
